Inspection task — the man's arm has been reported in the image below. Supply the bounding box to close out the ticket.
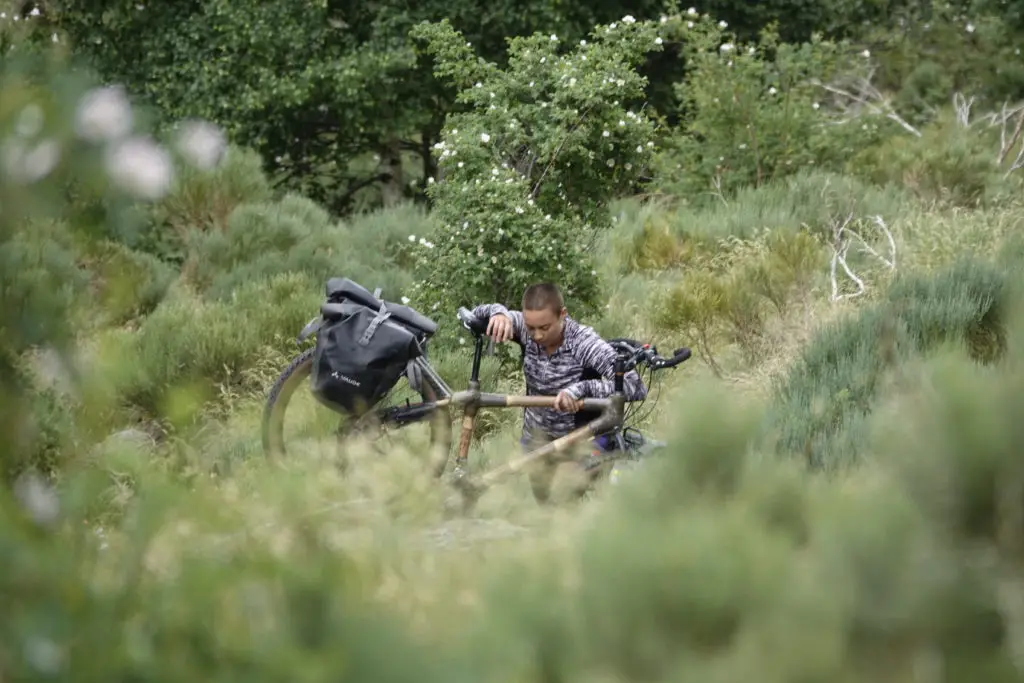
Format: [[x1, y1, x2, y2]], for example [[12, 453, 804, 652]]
[[563, 327, 648, 401], [470, 303, 526, 343]]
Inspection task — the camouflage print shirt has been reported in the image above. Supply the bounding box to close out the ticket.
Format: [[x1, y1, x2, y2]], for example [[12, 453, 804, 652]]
[[471, 303, 648, 441]]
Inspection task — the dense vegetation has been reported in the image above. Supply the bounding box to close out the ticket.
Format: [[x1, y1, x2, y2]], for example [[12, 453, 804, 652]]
[[3, 0, 1024, 679]]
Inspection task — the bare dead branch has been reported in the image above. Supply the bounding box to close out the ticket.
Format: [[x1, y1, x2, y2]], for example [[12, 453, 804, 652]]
[[812, 77, 922, 137], [998, 107, 1024, 174], [828, 213, 897, 303], [953, 92, 975, 128]]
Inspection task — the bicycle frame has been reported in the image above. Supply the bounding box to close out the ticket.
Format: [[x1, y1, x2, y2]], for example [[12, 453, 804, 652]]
[[374, 329, 632, 504]]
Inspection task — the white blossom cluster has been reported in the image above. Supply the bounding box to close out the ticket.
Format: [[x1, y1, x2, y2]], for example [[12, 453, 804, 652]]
[[2, 80, 227, 202]]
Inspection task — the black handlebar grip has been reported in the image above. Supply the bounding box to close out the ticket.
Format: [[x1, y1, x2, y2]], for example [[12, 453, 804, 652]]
[[661, 347, 692, 368]]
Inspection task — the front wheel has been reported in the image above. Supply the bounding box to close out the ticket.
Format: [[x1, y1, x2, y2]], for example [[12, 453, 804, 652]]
[[261, 349, 451, 474]]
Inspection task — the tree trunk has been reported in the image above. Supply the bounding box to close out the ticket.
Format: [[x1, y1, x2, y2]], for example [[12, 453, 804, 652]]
[[379, 138, 404, 207]]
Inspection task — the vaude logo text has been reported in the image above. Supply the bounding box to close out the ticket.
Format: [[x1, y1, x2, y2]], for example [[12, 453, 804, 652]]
[[330, 372, 361, 386]]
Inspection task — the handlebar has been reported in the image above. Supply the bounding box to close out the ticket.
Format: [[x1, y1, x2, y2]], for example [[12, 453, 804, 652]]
[[456, 308, 690, 372], [608, 339, 691, 372]]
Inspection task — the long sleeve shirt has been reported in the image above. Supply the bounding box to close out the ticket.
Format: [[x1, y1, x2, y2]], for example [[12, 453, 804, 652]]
[[471, 303, 648, 440]]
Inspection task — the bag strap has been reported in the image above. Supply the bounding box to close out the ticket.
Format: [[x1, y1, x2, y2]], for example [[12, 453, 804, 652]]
[[358, 302, 392, 346]]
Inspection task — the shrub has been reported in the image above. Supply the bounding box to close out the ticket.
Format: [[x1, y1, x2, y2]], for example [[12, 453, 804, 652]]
[[653, 226, 825, 370], [408, 16, 665, 320], [187, 198, 429, 301], [652, 17, 897, 203], [108, 274, 322, 422], [666, 169, 915, 241], [83, 241, 177, 326], [140, 145, 273, 263], [766, 256, 1014, 470], [848, 111, 1019, 208]]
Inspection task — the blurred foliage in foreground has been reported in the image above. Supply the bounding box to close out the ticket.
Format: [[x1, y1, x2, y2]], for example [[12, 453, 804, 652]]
[[5, 19, 1024, 683], [5, 281, 1024, 682]]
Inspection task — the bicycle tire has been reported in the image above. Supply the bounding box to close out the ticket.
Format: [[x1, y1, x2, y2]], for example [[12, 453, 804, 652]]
[[261, 348, 450, 472]]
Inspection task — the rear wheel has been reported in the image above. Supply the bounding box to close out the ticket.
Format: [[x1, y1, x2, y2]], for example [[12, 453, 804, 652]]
[[261, 348, 451, 475]]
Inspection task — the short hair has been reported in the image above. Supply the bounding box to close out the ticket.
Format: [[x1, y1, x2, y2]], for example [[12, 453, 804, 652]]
[[522, 282, 564, 313]]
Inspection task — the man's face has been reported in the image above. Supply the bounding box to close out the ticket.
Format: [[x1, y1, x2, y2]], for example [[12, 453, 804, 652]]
[[523, 306, 566, 347]]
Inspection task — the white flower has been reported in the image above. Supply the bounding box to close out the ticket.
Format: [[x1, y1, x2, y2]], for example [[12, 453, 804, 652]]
[[408, 234, 416, 242], [14, 472, 59, 527], [860, 49, 870, 58], [636, 145, 643, 153], [515, 206, 524, 214], [603, 130, 610, 137], [580, 39, 587, 46], [550, 34, 558, 41], [812, 102, 820, 110], [687, 21, 694, 28], [720, 43, 734, 52], [2, 138, 60, 184], [21, 140, 60, 182], [768, 86, 777, 95], [622, 15, 635, 24], [29, 7, 40, 16], [480, 132, 491, 143], [556, 263, 563, 270], [966, 23, 975, 33], [660, 15, 667, 23], [74, 85, 133, 142], [568, 77, 576, 86], [606, 158, 615, 167], [655, 37, 663, 45], [52, 32, 58, 42], [15, 104, 44, 138], [401, 296, 411, 304], [719, 20, 728, 28], [687, 7, 697, 15], [618, 120, 625, 126], [175, 119, 226, 170]]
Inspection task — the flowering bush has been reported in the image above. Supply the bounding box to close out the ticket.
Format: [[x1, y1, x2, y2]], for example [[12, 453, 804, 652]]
[[407, 16, 666, 318], [652, 11, 895, 202]]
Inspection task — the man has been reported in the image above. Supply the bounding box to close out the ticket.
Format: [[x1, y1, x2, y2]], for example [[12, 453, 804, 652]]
[[470, 282, 647, 457]]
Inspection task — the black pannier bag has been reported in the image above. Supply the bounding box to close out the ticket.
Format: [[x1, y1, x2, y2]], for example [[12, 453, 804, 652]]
[[310, 299, 425, 416]]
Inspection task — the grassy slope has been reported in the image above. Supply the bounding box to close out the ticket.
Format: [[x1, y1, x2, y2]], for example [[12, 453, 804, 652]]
[[63, 159, 1021, 618], [10, 132, 1024, 679]]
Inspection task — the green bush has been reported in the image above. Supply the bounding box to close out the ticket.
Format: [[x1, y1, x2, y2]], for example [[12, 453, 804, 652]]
[[186, 198, 430, 301], [652, 225, 825, 371], [766, 255, 1014, 470], [108, 274, 321, 422], [848, 112, 1020, 208], [653, 18, 897, 203], [665, 169, 915, 241], [140, 145, 273, 263], [84, 241, 177, 326]]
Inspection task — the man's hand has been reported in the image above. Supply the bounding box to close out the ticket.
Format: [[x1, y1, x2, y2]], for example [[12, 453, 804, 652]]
[[485, 313, 515, 343], [553, 390, 584, 413]]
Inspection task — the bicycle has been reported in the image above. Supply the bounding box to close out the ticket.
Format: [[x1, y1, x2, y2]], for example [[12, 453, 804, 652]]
[[261, 278, 692, 511]]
